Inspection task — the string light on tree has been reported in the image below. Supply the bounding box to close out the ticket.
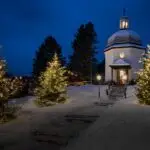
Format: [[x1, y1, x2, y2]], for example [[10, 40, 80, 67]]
[[34, 53, 68, 107], [136, 44, 150, 105]]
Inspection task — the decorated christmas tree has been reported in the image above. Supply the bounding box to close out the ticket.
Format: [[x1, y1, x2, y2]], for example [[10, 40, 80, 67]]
[[35, 53, 68, 106], [136, 45, 150, 105], [0, 59, 20, 122]]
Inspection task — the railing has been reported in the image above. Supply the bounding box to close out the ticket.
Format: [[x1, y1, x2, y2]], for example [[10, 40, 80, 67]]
[[106, 84, 127, 98]]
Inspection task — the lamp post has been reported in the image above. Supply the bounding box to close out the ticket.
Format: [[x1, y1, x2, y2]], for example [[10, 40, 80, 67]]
[[90, 58, 93, 84], [96, 74, 102, 101]]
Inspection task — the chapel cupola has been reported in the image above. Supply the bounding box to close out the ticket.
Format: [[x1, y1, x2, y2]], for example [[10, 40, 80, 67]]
[[120, 8, 129, 29]]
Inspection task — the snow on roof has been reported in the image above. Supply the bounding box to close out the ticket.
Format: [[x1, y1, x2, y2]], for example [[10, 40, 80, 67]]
[[106, 29, 143, 48], [109, 30, 141, 40]]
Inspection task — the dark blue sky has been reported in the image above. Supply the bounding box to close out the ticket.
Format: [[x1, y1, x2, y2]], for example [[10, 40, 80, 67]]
[[0, 0, 149, 75]]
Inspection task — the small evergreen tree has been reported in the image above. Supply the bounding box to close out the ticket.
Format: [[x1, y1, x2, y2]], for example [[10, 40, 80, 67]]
[[136, 56, 150, 105], [35, 53, 68, 107]]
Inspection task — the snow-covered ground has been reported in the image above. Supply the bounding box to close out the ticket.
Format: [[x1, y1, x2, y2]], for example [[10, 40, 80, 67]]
[[0, 85, 136, 150], [63, 85, 150, 150]]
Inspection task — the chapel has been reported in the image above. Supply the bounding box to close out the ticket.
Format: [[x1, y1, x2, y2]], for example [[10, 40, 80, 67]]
[[104, 10, 146, 83]]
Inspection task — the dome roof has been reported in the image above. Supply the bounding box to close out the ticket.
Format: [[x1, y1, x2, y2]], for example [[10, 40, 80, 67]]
[[107, 29, 142, 47]]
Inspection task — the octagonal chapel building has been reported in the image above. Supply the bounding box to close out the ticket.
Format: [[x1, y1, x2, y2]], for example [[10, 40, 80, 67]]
[[104, 13, 146, 83]]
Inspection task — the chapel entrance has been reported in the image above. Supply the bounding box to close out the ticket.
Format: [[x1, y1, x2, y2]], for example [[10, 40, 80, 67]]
[[110, 66, 131, 84]]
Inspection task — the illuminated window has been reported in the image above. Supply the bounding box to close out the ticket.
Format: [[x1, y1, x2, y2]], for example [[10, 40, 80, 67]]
[[120, 18, 129, 29], [125, 22, 128, 28], [122, 21, 126, 28]]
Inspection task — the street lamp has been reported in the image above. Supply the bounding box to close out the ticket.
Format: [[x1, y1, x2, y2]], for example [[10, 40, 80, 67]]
[[90, 58, 93, 84], [96, 74, 102, 101]]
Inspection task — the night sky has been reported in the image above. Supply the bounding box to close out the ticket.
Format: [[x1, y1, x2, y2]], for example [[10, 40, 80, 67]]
[[0, 0, 149, 75]]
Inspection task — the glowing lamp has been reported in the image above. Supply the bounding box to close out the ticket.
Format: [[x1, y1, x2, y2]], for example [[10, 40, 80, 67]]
[[96, 74, 102, 81]]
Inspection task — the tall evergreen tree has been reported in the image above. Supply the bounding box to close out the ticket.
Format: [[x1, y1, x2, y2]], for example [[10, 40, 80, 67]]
[[68, 22, 98, 81], [33, 36, 65, 77]]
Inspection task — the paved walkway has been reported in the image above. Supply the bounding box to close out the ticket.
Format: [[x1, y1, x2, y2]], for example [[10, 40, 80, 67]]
[[63, 87, 150, 150], [0, 85, 115, 150]]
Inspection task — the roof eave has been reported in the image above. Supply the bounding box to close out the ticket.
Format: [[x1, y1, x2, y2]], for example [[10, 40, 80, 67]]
[[104, 45, 146, 52]]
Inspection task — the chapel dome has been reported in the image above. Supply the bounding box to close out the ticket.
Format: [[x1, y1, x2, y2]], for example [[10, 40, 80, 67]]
[[107, 29, 142, 47]]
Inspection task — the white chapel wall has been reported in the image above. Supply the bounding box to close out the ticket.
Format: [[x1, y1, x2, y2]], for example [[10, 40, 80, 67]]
[[105, 47, 144, 81], [105, 50, 114, 81]]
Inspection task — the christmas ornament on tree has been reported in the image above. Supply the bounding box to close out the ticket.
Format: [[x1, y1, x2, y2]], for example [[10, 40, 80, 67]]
[[35, 53, 68, 106]]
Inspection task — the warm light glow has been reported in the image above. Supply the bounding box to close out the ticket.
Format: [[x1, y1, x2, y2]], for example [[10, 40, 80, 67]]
[[120, 52, 125, 58], [96, 74, 102, 81], [120, 70, 125, 76], [122, 75, 127, 80], [119, 70, 128, 82], [125, 22, 128, 28], [122, 21, 126, 28], [120, 19, 129, 29]]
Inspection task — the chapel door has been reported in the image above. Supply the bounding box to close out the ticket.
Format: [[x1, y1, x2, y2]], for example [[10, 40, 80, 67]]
[[117, 69, 128, 84]]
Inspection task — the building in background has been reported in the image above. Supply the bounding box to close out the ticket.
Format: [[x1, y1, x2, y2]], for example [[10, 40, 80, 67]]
[[104, 11, 146, 83]]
